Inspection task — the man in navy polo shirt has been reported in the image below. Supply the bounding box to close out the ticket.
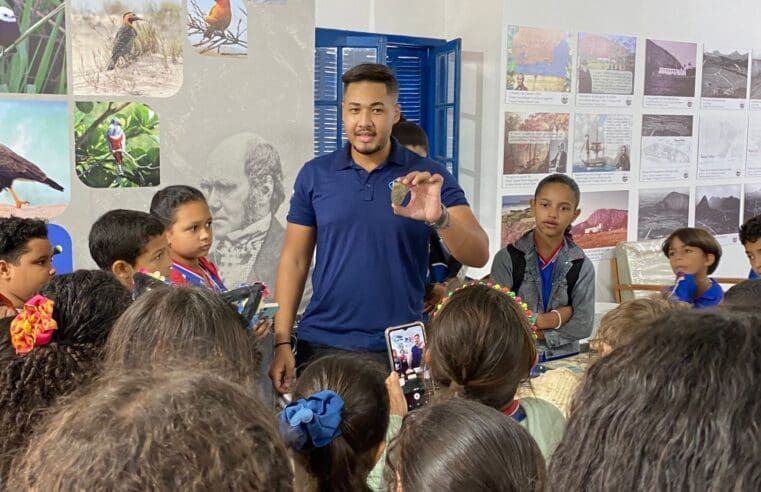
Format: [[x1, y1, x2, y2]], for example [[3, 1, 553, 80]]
[[269, 63, 489, 393]]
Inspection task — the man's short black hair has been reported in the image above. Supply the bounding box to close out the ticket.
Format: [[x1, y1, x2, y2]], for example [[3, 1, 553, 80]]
[[724, 279, 761, 307], [0, 218, 48, 264], [739, 214, 761, 245], [342, 63, 399, 97], [89, 210, 165, 270], [392, 121, 429, 153]]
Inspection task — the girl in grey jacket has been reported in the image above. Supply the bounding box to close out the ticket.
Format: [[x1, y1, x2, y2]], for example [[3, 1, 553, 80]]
[[491, 174, 595, 358]]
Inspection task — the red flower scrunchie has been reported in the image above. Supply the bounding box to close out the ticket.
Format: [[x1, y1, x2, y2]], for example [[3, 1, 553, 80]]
[[10, 295, 58, 355]]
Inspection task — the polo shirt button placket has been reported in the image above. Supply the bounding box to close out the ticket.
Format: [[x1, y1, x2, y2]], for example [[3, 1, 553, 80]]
[[364, 183, 373, 201]]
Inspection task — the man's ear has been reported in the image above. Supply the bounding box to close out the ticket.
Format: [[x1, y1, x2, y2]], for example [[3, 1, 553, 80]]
[[111, 260, 135, 289], [573, 208, 581, 221], [393, 103, 401, 123], [0, 259, 12, 280]]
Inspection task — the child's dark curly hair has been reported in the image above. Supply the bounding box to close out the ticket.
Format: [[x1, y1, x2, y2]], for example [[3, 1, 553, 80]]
[[0, 270, 131, 478], [739, 214, 761, 245], [0, 218, 48, 263]]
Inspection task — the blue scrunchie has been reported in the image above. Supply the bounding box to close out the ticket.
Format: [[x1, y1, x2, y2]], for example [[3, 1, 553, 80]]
[[279, 390, 344, 450]]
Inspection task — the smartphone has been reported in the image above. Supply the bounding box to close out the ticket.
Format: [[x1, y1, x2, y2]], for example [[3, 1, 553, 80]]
[[257, 302, 279, 321], [385, 322, 429, 411], [221, 283, 265, 327]]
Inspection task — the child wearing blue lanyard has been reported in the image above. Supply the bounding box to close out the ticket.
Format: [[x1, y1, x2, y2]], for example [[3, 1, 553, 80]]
[[149, 185, 227, 292]]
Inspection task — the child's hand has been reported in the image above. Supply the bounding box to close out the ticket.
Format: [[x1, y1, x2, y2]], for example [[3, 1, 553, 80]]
[[252, 318, 272, 341], [386, 372, 408, 417], [423, 283, 447, 314]]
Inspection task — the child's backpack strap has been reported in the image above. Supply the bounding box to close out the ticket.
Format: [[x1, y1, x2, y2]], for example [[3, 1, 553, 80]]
[[565, 259, 584, 305], [507, 244, 526, 294], [509, 244, 584, 306]]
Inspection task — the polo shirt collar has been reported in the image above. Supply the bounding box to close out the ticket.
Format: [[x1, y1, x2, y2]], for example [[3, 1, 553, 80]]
[[699, 279, 724, 304], [335, 137, 411, 171]]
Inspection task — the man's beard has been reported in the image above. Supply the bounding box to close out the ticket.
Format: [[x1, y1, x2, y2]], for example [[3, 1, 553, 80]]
[[352, 141, 384, 155]]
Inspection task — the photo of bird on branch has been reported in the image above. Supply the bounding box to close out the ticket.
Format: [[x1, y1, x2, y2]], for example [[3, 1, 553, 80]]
[[74, 101, 160, 189], [188, 0, 247, 56]]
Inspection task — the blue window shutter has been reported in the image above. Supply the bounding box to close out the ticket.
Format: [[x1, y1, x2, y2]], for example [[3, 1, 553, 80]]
[[314, 30, 382, 156], [314, 46, 339, 156], [386, 47, 426, 126], [431, 39, 461, 178]]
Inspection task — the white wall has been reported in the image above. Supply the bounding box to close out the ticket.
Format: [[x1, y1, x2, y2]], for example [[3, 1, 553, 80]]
[[315, 0, 759, 301], [315, 0, 445, 38]]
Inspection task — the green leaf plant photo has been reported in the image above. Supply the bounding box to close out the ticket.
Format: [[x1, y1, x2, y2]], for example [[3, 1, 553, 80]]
[[74, 101, 160, 188], [0, 0, 66, 94]]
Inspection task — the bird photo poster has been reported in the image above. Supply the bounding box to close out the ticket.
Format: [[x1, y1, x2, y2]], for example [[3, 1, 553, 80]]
[[70, 0, 183, 97], [0, 0, 66, 94], [188, 0, 248, 57], [74, 101, 160, 189], [0, 100, 70, 218]]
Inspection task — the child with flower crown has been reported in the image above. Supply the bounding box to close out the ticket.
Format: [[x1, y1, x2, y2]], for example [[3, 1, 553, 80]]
[[0, 270, 132, 479], [279, 354, 406, 492], [428, 282, 565, 460]]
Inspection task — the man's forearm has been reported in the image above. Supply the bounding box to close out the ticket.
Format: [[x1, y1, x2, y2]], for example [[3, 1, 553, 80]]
[[274, 261, 310, 344], [438, 208, 489, 267]]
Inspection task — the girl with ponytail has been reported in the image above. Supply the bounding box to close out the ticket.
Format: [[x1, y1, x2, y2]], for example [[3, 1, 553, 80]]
[[279, 354, 406, 492], [427, 282, 565, 460]]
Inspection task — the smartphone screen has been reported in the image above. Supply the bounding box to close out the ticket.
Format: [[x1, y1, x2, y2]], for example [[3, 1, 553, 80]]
[[385, 322, 429, 411]]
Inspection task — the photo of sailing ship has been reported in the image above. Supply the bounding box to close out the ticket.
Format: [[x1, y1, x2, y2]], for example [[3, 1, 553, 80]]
[[572, 113, 632, 173]]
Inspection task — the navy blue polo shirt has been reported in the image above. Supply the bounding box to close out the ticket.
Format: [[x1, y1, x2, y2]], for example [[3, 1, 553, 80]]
[[287, 139, 468, 351]]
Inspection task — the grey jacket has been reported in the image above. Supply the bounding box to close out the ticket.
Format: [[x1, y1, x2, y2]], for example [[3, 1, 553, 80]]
[[491, 230, 595, 357]]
